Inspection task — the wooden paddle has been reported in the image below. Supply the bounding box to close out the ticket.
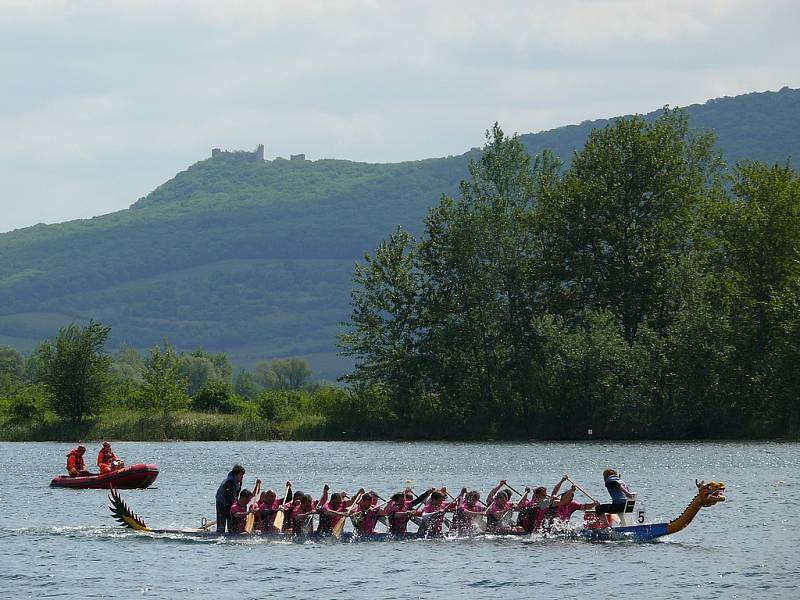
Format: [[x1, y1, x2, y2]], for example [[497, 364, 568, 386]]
[[332, 490, 363, 538], [566, 477, 599, 503], [273, 482, 292, 532], [244, 479, 262, 534], [503, 483, 524, 497]]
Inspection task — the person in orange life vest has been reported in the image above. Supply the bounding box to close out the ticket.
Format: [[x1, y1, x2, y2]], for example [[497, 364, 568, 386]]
[[97, 441, 123, 473], [66, 444, 90, 476]]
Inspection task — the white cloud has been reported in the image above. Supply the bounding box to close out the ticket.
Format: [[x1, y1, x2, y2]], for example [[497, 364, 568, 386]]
[[0, 0, 798, 232]]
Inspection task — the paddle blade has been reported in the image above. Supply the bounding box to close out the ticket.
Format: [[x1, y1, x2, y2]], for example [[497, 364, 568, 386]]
[[108, 488, 150, 531], [331, 514, 347, 538], [244, 512, 255, 534], [273, 483, 291, 532]]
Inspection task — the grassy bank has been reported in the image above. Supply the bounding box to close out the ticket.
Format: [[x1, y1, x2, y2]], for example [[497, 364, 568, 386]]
[[0, 409, 327, 442]]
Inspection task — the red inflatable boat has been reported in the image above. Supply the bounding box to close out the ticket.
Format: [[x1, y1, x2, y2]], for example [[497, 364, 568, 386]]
[[50, 463, 159, 489]]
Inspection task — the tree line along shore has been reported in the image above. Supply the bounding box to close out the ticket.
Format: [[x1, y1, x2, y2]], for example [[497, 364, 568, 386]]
[[339, 112, 799, 440], [2, 110, 799, 441], [0, 327, 364, 442]]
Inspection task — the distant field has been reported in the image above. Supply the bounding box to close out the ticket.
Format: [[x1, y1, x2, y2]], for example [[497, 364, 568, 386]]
[[0, 258, 356, 377]]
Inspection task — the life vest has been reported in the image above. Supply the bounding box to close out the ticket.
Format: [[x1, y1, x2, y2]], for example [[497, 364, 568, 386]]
[[351, 507, 378, 534], [387, 500, 414, 533], [417, 505, 445, 535], [605, 475, 628, 503], [98, 448, 116, 466], [230, 503, 248, 533], [66, 450, 85, 472], [450, 506, 468, 530], [292, 512, 313, 533], [516, 504, 534, 531], [317, 509, 333, 534], [486, 501, 512, 532]]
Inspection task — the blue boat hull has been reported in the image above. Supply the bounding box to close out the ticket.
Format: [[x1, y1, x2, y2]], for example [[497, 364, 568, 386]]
[[135, 523, 671, 542]]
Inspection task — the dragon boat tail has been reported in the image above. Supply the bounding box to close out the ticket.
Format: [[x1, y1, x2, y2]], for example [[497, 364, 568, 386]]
[[108, 480, 725, 542]]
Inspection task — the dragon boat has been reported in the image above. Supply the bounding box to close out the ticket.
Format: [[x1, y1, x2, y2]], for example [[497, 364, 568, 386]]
[[108, 479, 725, 542], [51, 463, 159, 489]]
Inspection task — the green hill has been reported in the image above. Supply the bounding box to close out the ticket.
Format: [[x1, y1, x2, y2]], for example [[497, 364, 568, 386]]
[[1, 87, 798, 378]]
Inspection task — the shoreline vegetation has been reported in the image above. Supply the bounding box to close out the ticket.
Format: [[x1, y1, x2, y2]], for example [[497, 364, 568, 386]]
[[2, 412, 798, 442], [2, 112, 799, 442]]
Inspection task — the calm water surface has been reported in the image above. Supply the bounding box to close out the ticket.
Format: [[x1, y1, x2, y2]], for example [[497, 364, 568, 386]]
[[0, 441, 797, 599]]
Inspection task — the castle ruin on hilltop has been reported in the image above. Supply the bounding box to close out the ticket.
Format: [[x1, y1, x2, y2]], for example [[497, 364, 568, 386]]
[[211, 144, 265, 161], [210, 145, 308, 161]]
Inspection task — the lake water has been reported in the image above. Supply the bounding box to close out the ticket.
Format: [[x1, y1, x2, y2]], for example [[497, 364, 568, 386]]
[[1, 441, 797, 599]]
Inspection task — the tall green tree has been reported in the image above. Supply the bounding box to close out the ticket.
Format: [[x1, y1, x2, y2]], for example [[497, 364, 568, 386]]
[[339, 228, 421, 422], [0, 345, 25, 396], [110, 344, 145, 387], [139, 343, 189, 416], [718, 161, 800, 429], [0, 346, 24, 380], [254, 357, 313, 390], [538, 110, 723, 342], [35, 321, 112, 422], [189, 349, 233, 382], [192, 380, 237, 413], [178, 354, 218, 396], [416, 125, 547, 430], [233, 368, 261, 399]]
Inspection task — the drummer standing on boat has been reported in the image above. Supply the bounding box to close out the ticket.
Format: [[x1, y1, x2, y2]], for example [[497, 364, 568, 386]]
[[215, 464, 245, 533], [595, 468, 635, 524]]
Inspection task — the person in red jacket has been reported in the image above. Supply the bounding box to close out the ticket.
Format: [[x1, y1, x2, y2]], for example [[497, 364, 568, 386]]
[[97, 441, 124, 473], [66, 444, 90, 476]]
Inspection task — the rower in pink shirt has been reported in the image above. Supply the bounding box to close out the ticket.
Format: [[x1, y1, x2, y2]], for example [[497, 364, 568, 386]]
[[352, 492, 383, 535], [551, 484, 598, 528], [527, 486, 552, 532], [449, 488, 485, 534], [486, 480, 528, 533], [229, 489, 255, 534], [415, 489, 455, 535], [255, 489, 280, 533], [385, 487, 433, 534], [289, 492, 319, 533], [316, 489, 356, 535]]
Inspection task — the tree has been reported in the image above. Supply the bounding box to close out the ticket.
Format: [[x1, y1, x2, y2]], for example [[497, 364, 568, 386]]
[[35, 321, 112, 422], [138, 342, 189, 416], [192, 380, 237, 413], [538, 110, 723, 342], [233, 368, 261, 399], [189, 349, 233, 382], [416, 125, 547, 430], [717, 161, 800, 428], [178, 354, 218, 396], [254, 357, 313, 390], [3, 383, 50, 424], [0, 346, 24, 380], [339, 228, 421, 421], [0, 346, 24, 397], [110, 344, 145, 386]]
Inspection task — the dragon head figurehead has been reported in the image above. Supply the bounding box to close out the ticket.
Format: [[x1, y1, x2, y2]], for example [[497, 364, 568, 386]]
[[695, 480, 726, 507]]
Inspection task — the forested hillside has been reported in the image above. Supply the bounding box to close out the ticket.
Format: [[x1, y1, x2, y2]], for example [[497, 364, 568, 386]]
[[0, 87, 798, 378]]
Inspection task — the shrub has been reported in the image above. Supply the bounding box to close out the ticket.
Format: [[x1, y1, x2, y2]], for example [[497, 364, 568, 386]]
[[192, 380, 238, 413]]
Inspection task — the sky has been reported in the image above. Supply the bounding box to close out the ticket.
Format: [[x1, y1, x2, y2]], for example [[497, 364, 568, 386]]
[[1, 0, 798, 233]]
